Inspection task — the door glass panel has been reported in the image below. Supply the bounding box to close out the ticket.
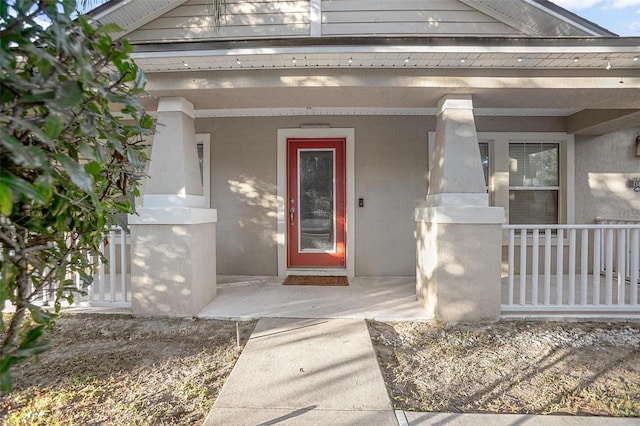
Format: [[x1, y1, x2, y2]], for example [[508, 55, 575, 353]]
[[298, 150, 335, 252]]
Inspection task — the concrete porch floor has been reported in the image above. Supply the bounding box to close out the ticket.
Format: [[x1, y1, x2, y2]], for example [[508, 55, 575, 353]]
[[198, 276, 434, 321]]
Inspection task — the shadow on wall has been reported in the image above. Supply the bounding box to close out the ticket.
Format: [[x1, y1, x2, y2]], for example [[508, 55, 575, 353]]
[[132, 227, 188, 315], [131, 222, 216, 316], [589, 173, 640, 220], [415, 222, 484, 318], [577, 127, 640, 223], [228, 175, 280, 246]]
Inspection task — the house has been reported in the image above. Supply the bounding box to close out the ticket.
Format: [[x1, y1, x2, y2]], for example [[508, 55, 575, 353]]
[[91, 0, 640, 321]]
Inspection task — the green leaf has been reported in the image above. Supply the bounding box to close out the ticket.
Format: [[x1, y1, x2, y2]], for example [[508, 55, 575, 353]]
[[0, 369, 14, 393], [0, 183, 12, 216], [44, 115, 65, 139], [141, 114, 154, 130], [55, 81, 83, 107], [0, 176, 48, 205], [78, 140, 97, 160], [84, 161, 102, 177], [27, 305, 52, 325], [54, 154, 94, 193], [96, 22, 123, 34], [2, 116, 54, 148], [19, 90, 56, 104], [15, 327, 50, 358]]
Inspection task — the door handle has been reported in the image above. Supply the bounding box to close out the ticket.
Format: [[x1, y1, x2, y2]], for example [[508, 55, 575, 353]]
[[289, 206, 295, 226]]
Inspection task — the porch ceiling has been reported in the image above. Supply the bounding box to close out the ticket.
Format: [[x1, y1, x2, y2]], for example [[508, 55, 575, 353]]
[[135, 42, 640, 135], [140, 67, 639, 115], [133, 47, 640, 73]]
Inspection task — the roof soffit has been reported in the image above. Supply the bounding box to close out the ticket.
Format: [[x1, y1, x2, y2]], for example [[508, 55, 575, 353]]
[[91, 0, 188, 38], [460, 0, 614, 37]]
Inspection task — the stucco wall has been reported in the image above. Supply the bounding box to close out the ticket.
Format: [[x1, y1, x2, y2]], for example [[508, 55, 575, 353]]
[[574, 126, 640, 224], [194, 114, 571, 276], [196, 116, 430, 276]]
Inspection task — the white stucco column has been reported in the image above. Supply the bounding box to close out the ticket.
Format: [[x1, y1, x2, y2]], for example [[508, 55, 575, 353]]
[[128, 97, 217, 317], [415, 95, 504, 322]]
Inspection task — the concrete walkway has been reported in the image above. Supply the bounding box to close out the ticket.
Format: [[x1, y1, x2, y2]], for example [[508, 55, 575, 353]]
[[204, 317, 397, 425], [204, 315, 639, 426]]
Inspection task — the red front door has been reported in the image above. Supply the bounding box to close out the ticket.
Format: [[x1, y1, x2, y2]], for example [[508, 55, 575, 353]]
[[287, 138, 346, 268]]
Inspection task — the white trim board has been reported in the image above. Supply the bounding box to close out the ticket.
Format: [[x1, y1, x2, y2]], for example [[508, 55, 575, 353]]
[[277, 128, 355, 277]]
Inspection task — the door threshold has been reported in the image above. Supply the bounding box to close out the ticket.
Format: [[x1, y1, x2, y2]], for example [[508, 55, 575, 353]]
[[285, 269, 349, 277]]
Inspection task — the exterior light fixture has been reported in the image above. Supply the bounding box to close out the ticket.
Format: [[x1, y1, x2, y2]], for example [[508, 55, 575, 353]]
[[606, 61, 611, 70], [460, 59, 466, 63], [517, 58, 523, 62], [573, 57, 579, 62], [634, 57, 639, 62], [348, 57, 353, 64], [404, 57, 410, 63], [292, 57, 297, 64], [236, 58, 241, 65], [636, 135, 640, 157], [182, 61, 189, 67]]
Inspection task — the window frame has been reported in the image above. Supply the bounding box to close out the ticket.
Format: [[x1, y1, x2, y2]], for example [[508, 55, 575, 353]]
[[507, 141, 561, 224], [427, 132, 574, 224], [196, 133, 211, 208]]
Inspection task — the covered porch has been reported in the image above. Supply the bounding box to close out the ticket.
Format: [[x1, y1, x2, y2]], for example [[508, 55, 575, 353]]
[[198, 276, 430, 321], [85, 0, 640, 322]]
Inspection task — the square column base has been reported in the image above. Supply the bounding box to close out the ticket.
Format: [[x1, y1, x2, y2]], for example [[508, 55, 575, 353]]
[[415, 206, 504, 322], [129, 208, 217, 317]]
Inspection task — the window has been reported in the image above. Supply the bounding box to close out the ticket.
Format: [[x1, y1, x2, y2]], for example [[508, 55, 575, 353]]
[[429, 131, 573, 225], [508, 142, 559, 224], [196, 134, 211, 208], [479, 142, 489, 188]]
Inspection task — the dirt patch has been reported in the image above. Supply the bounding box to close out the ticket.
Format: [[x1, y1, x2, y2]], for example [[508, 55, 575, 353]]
[[0, 314, 256, 425], [4, 315, 639, 423], [368, 320, 640, 417]]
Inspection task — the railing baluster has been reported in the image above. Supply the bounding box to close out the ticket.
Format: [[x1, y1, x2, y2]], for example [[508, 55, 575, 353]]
[[508, 229, 515, 305], [630, 229, 639, 306], [593, 229, 601, 305], [568, 228, 576, 306], [556, 229, 564, 305], [617, 229, 626, 305], [605, 229, 614, 305], [519, 228, 527, 305], [544, 229, 552, 305], [532, 229, 539, 306], [580, 229, 588, 305], [120, 228, 127, 302], [109, 229, 116, 302], [626, 229, 631, 278], [98, 238, 106, 302]]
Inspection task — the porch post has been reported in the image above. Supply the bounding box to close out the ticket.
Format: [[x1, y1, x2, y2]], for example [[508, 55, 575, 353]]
[[128, 97, 217, 317], [415, 95, 504, 322]]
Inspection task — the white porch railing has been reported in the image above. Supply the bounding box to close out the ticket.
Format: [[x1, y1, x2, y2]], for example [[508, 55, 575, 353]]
[[502, 224, 640, 318], [14, 227, 131, 308], [84, 226, 131, 307]]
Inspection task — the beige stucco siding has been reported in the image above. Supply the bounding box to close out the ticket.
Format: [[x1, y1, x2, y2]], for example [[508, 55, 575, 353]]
[[196, 115, 430, 276], [193, 114, 568, 276], [574, 126, 640, 224]]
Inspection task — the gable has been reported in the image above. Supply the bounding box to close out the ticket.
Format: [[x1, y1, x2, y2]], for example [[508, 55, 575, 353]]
[[118, 0, 540, 44], [95, 0, 614, 45]]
